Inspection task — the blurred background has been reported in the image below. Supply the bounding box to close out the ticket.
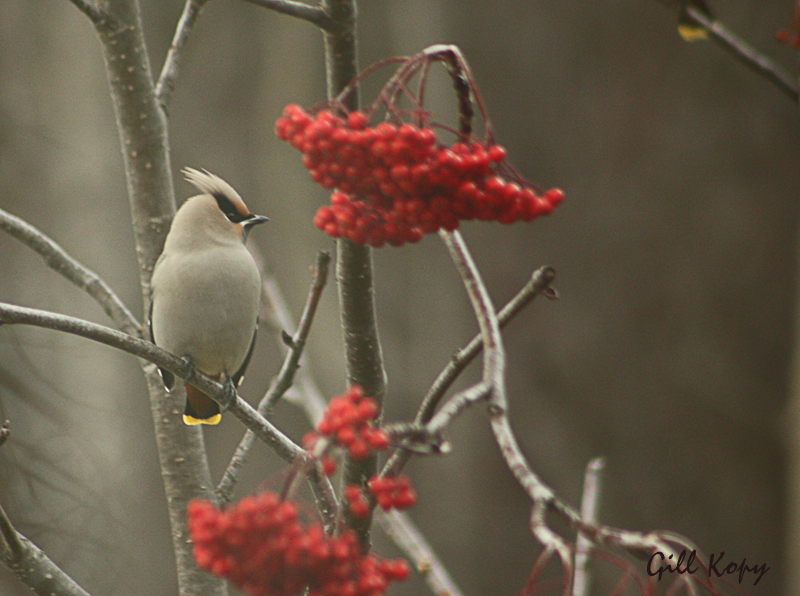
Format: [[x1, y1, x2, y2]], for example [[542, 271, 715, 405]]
[[0, 1, 797, 595]]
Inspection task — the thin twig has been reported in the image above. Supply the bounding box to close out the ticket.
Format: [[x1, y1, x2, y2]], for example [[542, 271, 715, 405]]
[[684, 5, 799, 102], [0, 420, 9, 447], [0, 502, 92, 596], [240, 0, 336, 31], [439, 230, 577, 578], [261, 273, 329, 424], [264, 251, 331, 414], [425, 381, 492, 435], [530, 502, 574, 595], [155, 0, 212, 111], [573, 457, 606, 596], [377, 510, 465, 596], [0, 208, 141, 337], [217, 251, 331, 504], [382, 266, 556, 476], [421, 266, 555, 424], [438, 230, 504, 406], [66, 0, 107, 25]]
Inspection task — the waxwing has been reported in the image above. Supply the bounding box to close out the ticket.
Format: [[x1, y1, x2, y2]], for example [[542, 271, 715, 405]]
[[149, 168, 269, 425]]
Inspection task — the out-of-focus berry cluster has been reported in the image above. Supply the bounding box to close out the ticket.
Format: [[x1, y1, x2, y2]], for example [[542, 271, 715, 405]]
[[188, 494, 409, 596], [776, 29, 800, 46], [275, 104, 564, 247], [344, 476, 417, 518]]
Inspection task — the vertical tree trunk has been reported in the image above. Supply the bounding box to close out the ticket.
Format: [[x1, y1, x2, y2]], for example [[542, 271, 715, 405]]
[[94, 1, 227, 594]]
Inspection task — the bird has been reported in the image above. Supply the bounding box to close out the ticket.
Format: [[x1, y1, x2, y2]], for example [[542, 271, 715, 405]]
[[677, 0, 714, 41], [149, 167, 269, 425]]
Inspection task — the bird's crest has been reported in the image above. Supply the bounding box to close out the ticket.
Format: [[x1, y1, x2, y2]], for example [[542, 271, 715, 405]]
[[182, 167, 244, 207]]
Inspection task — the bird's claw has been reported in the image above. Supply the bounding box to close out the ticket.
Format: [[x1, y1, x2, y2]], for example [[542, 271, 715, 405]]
[[220, 376, 238, 412], [181, 355, 197, 382]]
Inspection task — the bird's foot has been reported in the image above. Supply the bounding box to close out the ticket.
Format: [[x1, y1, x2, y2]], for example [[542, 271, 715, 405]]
[[181, 355, 198, 383], [220, 375, 238, 412]]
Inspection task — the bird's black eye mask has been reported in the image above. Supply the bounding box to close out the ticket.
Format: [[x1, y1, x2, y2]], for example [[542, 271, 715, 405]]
[[213, 192, 248, 223]]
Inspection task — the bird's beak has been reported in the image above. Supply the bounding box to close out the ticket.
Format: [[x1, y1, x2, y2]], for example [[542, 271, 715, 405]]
[[244, 214, 270, 228], [241, 214, 269, 241]]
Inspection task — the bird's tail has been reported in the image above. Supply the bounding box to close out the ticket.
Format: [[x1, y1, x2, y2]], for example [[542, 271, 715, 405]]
[[183, 382, 222, 425]]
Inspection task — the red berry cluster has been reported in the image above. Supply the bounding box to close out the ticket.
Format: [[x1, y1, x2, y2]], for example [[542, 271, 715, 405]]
[[343, 476, 417, 518], [275, 104, 565, 247], [776, 28, 800, 47], [344, 484, 371, 519], [368, 475, 417, 512], [304, 385, 390, 461], [188, 493, 409, 596]]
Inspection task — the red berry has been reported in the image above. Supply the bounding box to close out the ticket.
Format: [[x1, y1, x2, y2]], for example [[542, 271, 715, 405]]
[[349, 440, 371, 460], [347, 110, 369, 130], [487, 144, 507, 163], [321, 456, 337, 476]]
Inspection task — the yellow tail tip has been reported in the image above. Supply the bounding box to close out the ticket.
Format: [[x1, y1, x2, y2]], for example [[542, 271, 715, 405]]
[[183, 413, 222, 426], [678, 23, 709, 41]]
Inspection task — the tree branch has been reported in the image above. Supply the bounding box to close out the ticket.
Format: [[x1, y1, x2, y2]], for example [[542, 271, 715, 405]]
[[217, 251, 331, 504], [382, 265, 556, 476], [573, 457, 606, 596], [318, 0, 383, 546], [67, 0, 108, 26], [240, 0, 336, 31], [683, 5, 799, 102], [419, 266, 556, 422], [439, 230, 505, 406], [1, 502, 92, 596], [0, 207, 141, 337], [261, 269, 329, 425], [155, 0, 211, 112], [0, 302, 307, 463], [437, 230, 575, 574], [87, 0, 224, 592], [0, 302, 339, 531], [265, 250, 332, 414], [376, 510, 465, 596]]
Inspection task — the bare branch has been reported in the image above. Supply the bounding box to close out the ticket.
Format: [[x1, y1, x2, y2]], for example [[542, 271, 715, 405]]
[[0, 207, 141, 337], [0, 303, 302, 463], [240, 0, 336, 31], [261, 268, 329, 424], [382, 265, 556, 476], [420, 266, 555, 423], [425, 381, 492, 435], [0, 502, 92, 596], [318, 0, 382, 545], [573, 457, 606, 596], [155, 0, 211, 111], [0, 420, 9, 447], [265, 251, 331, 413], [66, 0, 108, 26], [683, 5, 799, 102], [438, 230, 505, 405], [217, 251, 331, 503], [86, 0, 222, 590], [376, 510, 465, 596], [0, 302, 339, 529], [529, 502, 573, 593], [438, 230, 578, 577]]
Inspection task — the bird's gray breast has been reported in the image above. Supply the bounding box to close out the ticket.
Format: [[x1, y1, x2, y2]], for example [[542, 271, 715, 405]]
[[150, 244, 261, 375]]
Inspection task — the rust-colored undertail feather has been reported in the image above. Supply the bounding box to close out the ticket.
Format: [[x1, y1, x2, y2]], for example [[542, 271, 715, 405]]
[[183, 382, 222, 425]]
